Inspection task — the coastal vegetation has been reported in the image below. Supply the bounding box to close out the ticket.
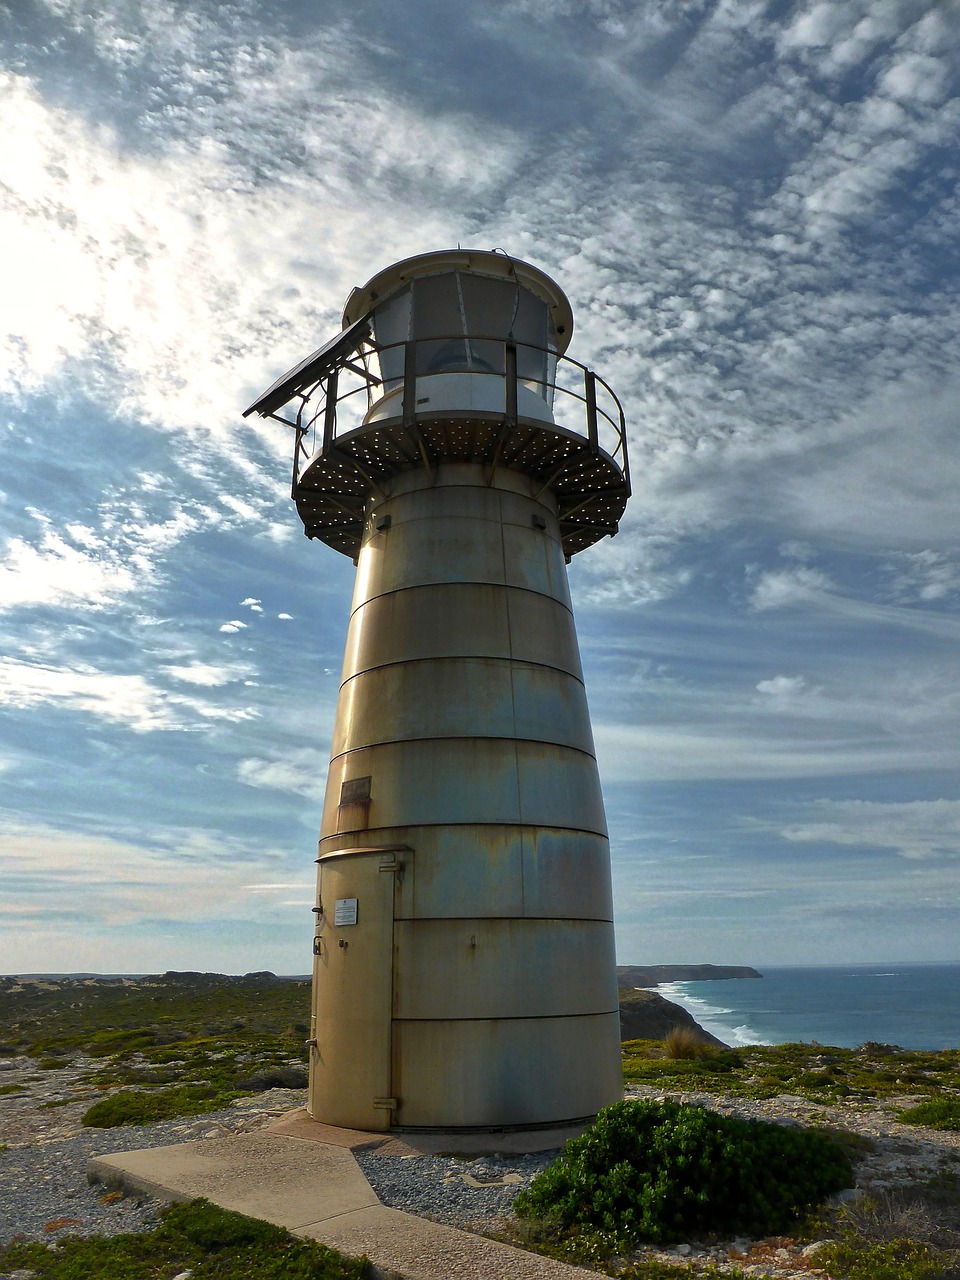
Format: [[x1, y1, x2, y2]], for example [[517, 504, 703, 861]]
[[0, 972, 310, 1126], [0, 1198, 371, 1279], [623, 1038, 960, 1117], [513, 1098, 853, 1242]]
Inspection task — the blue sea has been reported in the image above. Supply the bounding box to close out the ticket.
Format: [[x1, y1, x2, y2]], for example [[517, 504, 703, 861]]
[[658, 964, 960, 1051]]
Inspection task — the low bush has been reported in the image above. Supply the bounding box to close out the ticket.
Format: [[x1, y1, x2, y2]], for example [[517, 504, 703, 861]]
[[663, 1026, 708, 1060], [81, 1083, 246, 1127], [513, 1099, 852, 1245], [898, 1099, 960, 1132], [0, 1198, 370, 1279], [815, 1237, 949, 1280], [234, 1065, 308, 1092]]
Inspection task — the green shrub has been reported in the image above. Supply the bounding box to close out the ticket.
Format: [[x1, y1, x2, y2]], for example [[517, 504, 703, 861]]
[[513, 1099, 852, 1245], [0, 1198, 369, 1279], [81, 1083, 245, 1127], [158, 1197, 290, 1249], [898, 1098, 960, 1132], [815, 1238, 948, 1280], [234, 1065, 308, 1092]]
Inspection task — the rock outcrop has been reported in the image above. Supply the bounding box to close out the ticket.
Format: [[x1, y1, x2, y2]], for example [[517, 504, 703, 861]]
[[619, 987, 727, 1047]]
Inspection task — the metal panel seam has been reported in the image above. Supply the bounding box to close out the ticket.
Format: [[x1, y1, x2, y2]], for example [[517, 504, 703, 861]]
[[324, 735, 600, 764], [347, 582, 577, 619], [392, 1010, 622, 1023]]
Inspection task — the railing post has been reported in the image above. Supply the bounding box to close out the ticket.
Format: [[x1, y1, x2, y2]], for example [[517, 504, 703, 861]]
[[322, 367, 339, 454], [292, 425, 307, 499], [505, 343, 518, 426], [585, 369, 599, 448]]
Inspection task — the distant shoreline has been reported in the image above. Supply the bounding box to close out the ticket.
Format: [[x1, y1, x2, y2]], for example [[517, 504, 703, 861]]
[[617, 964, 762, 988]]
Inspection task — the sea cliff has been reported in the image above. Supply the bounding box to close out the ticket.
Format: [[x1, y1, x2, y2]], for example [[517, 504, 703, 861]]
[[617, 963, 762, 988]]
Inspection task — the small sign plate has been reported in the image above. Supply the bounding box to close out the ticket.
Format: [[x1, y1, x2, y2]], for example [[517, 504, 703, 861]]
[[339, 776, 371, 806], [334, 897, 359, 927]]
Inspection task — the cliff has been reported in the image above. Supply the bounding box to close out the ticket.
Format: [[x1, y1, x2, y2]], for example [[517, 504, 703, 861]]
[[618, 964, 761, 988], [618, 986, 728, 1047]]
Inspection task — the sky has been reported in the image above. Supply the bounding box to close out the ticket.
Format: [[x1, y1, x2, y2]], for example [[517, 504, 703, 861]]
[[1, 0, 959, 976]]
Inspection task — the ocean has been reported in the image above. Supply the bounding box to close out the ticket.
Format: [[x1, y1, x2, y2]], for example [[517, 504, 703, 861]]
[[658, 964, 960, 1051]]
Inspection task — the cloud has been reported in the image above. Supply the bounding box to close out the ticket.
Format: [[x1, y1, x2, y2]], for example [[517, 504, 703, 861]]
[[0, 657, 257, 731], [0, 13, 521, 446], [237, 749, 329, 801], [755, 674, 808, 699], [781, 799, 960, 861], [887, 551, 960, 603], [1, 817, 309, 929], [162, 662, 243, 687], [879, 52, 950, 105], [0, 529, 138, 611], [748, 566, 834, 612], [219, 620, 247, 633]]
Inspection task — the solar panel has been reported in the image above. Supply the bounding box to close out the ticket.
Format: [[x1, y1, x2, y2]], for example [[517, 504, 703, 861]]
[[242, 313, 372, 419]]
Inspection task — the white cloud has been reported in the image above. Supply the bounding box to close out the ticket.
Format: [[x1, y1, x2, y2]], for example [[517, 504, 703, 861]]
[[748, 565, 833, 612], [888, 551, 960, 603], [755, 674, 808, 699], [162, 662, 242, 686], [237, 748, 329, 801], [879, 53, 950, 105], [0, 24, 520, 443], [277, 612, 293, 620], [0, 530, 137, 610], [219, 620, 248, 633], [781, 799, 960, 861], [220, 496, 263, 523], [779, 3, 852, 51], [0, 657, 256, 731]]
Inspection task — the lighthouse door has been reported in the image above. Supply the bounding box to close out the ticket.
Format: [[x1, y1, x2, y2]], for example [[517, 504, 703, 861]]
[[309, 848, 400, 1131]]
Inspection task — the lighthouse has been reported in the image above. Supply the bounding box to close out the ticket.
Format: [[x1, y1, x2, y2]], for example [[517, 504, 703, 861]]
[[244, 249, 630, 1131]]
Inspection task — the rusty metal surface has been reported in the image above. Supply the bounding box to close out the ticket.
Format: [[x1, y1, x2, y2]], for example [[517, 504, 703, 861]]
[[391, 1013, 624, 1129], [330, 660, 594, 757], [341, 584, 584, 681], [317, 824, 614, 922], [348, 468, 573, 608], [393, 918, 618, 1020], [306, 463, 619, 1129], [320, 739, 607, 837], [310, 850, 396, 1131]]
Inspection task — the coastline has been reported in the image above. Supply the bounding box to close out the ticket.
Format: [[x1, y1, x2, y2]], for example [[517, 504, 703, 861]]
[[658, 963, 960, 1051]]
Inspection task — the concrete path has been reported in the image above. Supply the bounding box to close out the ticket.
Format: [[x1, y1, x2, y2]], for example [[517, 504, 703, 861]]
[[87, 1113, 594, 1280]]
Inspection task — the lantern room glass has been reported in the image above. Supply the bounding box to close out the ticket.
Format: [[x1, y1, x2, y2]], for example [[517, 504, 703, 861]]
[[367, 270, 557, 412]]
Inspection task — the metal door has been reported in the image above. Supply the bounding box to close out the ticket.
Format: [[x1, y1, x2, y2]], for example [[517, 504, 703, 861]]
[[309, 849, 400, 1131]]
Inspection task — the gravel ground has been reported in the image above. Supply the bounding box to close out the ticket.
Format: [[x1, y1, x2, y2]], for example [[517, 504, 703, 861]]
[[0, 1089, 306, 1246], [0, 1095, 551, 1247], [353, 1148, 557, 1231]]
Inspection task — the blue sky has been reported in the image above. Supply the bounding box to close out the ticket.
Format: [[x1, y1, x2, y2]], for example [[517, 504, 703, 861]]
[[2, 0, 959, 974]]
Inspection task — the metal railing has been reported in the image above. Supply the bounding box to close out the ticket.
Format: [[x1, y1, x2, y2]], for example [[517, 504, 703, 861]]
[[282, 334, 630, 496]]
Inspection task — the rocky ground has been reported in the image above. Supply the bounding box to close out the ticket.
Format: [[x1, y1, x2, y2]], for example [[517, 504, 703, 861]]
[[3, 1054, 960, 1277]]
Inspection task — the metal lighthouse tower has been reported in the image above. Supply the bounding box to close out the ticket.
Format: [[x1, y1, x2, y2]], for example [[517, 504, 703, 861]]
[[245, 249, 631, 1132]]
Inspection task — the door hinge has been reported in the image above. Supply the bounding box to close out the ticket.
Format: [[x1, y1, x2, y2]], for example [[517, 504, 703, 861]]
[[373, 1096, 397, 1110]]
